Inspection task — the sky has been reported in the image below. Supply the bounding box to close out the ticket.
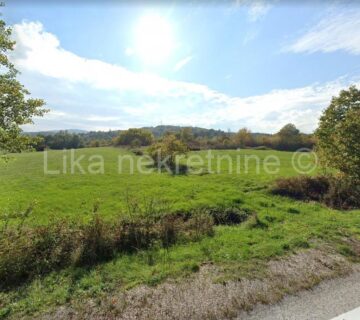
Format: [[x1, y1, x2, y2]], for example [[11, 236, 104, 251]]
[[3, 0, 360, 133]]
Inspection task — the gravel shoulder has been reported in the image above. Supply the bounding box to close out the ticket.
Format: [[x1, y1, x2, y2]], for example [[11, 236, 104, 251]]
[[237, 267, 360, 320]]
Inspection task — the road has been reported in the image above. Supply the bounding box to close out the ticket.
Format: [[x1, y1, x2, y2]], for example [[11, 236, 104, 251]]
[[237, 269, 360, 320]]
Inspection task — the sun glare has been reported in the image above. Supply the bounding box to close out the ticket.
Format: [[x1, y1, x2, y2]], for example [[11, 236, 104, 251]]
[[134, 14, 175, 65]]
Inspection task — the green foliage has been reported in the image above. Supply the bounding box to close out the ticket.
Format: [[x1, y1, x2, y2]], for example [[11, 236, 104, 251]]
[[316, 86, 360, 180], [143, 125, 225, 139], [115, 128, 154, 147], [0, 20, 48, 154], [179, 127, 194, 143], [245, 212, 268, 229], [34, 131, 85, 150], [233, 128, 253, 148], [275, 123, 306, 151], [199, 124, 314, 151], [148, 134, 188, 169], [29, 125, 315, 152], [278, 123, 300, 137]]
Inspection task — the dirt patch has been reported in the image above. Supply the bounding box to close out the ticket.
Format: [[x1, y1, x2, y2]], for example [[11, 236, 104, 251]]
[[38, 248, 354, 320]]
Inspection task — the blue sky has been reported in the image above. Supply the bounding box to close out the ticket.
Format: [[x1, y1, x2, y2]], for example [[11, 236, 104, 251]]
[[4, 1, 360, 133]]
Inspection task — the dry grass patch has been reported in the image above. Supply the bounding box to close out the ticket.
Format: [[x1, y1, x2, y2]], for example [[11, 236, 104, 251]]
[[271, 175, 360, 210], [40, 248, 353, 320]]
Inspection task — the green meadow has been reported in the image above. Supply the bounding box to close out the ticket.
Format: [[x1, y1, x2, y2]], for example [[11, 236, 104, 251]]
[[0, 147, 316, 223], [1, 147, 360, 318]]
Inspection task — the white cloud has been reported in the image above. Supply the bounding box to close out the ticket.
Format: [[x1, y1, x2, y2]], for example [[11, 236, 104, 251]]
[[173, 55, 193, 72], [10, 20, 360, 134], [11, 21, 222, 100], [247, 1, 272, 22], [193, 78, 360, 133], [230, 0, 272, 22], [285, 10, 360, 55]]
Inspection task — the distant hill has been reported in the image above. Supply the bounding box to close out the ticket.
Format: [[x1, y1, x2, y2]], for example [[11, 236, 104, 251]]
[[24, 126, 272, 143], [142, 125, 228, 138], [24, 126, 230, 139], [25, 129, 88, 136]]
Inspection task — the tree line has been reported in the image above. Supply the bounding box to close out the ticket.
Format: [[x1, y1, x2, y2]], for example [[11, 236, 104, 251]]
[[113, 123, 314, 151], [30, 123, 314, 152]]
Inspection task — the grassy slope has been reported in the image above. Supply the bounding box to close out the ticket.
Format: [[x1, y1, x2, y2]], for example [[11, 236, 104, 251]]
[[0, 147, 360, 318]]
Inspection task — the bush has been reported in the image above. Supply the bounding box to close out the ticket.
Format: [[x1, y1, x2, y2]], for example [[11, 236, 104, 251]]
[[0, 209, 214, 289], [201, 206, 252, 225], [271, 175, 330, 201], [131, 148, 144, 156], [78, 213, 116, 265], [252, 146, 270, 150], [271, 175, 360, 210], [323, 177, 360, 210], [0, 222, 79, 287]]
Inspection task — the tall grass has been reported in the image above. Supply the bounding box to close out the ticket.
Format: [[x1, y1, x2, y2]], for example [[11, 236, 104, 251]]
[[0, 201, 215, 289]]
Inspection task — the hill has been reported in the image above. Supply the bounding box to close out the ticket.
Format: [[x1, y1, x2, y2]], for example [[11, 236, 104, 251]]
[[25, 129, 88, 136]]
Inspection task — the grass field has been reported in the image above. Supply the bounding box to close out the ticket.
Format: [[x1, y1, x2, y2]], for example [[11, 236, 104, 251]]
[[1, 147, 360, 318], [0, 147, 318, 223]]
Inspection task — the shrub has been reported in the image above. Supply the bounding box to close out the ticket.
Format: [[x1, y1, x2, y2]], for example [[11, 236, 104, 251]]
[[252, 146, 269, 150], [78, 213, 116, 265], [182, 211, 214, 240], [0, 208, 214, 289], [323, 177, 360, 210], [202, 206, 252, 225], [131, 148, 144, 156], [0, 221, 79, 287], [271, 175, 330, 201], [271, 175, 360, 210]]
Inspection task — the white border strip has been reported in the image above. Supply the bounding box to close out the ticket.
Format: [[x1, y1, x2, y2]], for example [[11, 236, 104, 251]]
[[331, 307, 360, 320]]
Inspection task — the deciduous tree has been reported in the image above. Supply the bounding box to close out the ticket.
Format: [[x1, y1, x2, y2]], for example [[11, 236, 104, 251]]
[[0, 20, 48, 154], [316, 86, 360, 180]]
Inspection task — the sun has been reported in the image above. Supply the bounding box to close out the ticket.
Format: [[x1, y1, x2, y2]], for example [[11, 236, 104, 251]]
[[134, 14, 175, 65]]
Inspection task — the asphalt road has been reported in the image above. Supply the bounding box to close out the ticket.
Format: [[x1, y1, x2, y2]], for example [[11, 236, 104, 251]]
[[237, 269, 360, 320]]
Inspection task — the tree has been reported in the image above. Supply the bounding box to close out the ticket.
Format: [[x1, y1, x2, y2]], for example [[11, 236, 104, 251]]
[[148, 134, 188, 169], [316, 86, 360, 180], [234, 128, 253, 148], [32, 131, 85, 150], [0, 20, 48, 154], [115, 128, 153, 147], [278, 123, 300, 137], [179, 127, 194, 143], [276, 123, 302, 151]]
